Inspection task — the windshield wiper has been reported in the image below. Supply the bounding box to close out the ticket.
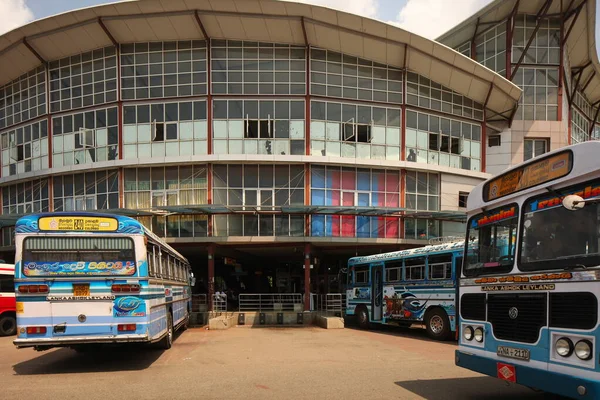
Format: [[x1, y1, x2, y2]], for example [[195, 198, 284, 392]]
[[562, 263, 588, 271]]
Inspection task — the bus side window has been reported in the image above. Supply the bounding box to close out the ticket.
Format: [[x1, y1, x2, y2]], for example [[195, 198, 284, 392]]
[[428, 254, 452, 280], [355, 267, 368, 284], [405, 257, 425, 281], [161, 252, 168, 279], [385, 261, 402, 282]]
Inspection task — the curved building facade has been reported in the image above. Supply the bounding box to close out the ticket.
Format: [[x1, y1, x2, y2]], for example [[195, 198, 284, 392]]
[[0, 0, 521, 296]]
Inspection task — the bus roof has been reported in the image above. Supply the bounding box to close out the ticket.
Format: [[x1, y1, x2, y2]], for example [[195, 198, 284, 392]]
[[468, 141, 600, 212], [348, 240, 464, 265], [15, 213, 189, 265]]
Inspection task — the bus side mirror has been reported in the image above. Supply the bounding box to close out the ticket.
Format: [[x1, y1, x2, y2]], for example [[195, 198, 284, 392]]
[[190, 273, 197, 287], [562, 194, 585, 211]]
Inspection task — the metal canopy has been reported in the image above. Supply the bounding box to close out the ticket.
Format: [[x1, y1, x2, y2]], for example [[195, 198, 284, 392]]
[[0, 205, 466, 229], [0, 0, 521, 122]]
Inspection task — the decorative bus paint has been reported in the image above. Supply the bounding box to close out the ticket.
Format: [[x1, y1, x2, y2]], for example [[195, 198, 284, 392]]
[[346, 241, 464, 340], [0, 264, 16, 336], [13, 212, 194, 351], [456, 142, 600, 399]]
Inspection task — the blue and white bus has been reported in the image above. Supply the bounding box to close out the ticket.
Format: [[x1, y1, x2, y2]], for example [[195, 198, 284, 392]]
[[456, 142, 600, 399], [13, 212, 195, 351], [345, 240, 464, 340]]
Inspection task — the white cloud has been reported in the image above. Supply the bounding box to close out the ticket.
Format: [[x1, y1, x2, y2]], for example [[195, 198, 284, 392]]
[[0, 0, 34, 35], [390, 0, 493, 39], [282, 0, 378, 19]]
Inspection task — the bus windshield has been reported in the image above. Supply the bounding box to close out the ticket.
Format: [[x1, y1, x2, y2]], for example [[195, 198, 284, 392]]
[[464, 205, 518, 277], [520, 185, 600, 271]]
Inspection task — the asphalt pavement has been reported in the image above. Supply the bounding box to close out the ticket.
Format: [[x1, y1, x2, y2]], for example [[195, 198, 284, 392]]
[[0, 324, 564, 400]]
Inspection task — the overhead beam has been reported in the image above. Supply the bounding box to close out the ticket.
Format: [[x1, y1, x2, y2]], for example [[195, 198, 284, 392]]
[[588, 106, 600, 138], [564, 0, 587, 42], [563, 64, 573, 106], [510, 0, 554, 81], [582, 73, 595, 92], [509, 0, 520, 38], [300, 16, 308, 47], [97, 18, 118, 47], [571, 69, 583, 105], [484, 83, 494, 109], [194, 11, 210, 41], [22, 38, 45, 64]]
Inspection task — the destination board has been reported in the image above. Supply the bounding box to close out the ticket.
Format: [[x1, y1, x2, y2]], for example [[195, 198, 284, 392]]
[[38, 216, 118, 231], [484, 151, 572, 201]]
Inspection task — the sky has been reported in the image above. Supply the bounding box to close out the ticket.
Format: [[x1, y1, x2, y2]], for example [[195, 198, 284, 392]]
[[2, 0, 600, 50]]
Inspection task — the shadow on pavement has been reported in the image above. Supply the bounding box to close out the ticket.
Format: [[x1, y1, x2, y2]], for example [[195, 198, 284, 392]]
[[344, 317, 457, 346], [396, 377, 567, 400], [13, 343, 165, 375]]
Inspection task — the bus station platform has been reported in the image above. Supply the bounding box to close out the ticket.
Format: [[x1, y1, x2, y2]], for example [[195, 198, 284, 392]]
[[191, 293, 344, 329]]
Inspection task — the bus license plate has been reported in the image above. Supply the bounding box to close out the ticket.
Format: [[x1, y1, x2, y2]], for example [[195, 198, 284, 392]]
[[73, 284, 90, 297], [497, 346, 530, 361]]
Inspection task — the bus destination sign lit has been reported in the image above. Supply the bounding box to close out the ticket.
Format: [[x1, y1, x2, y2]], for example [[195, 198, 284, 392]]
[[484, 151, 572, 202], [38, 216, 118, 232]]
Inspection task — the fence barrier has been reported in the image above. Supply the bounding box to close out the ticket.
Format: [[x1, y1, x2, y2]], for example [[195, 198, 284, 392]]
[[213, 293, 227, 313], [313, 293, 343, 315], [191, 294, 207, 313], [239, 293, 303, 312]]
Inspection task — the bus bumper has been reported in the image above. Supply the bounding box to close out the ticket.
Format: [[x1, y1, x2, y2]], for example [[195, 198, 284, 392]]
[[456, 350, 600, 399], [14, 335, 149, 349]]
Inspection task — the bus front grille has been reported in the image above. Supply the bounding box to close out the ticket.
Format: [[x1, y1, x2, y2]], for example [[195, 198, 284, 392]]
[[460, 293, 486, 321], [487, 293, 547, 344], [550, 292, 598, 330]]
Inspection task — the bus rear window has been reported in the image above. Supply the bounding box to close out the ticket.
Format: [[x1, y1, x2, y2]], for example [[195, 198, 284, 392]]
[[22, 236, 136, 277]]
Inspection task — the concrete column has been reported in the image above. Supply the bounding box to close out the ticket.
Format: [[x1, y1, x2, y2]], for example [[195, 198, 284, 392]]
[[208, 244, 215, 311], [304, 243, 311, 311]]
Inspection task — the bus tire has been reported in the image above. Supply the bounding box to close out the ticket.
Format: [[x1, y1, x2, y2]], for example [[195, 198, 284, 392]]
[[159, 311, 173, 350], [425, 308, 450, 340], [0, 314, 16, 336], [356, 306, 370, 330]]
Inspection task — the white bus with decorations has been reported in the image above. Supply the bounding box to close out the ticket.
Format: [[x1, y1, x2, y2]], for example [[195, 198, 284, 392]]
[[13, 212, 195, 351], [456, 142, 600, 399]]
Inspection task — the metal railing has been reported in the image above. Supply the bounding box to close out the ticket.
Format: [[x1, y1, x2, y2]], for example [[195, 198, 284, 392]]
[[213, 293, 227, 313], [313, 293, 343, 315], [239, 293, 303, 312], [191, 294, 207, 312]]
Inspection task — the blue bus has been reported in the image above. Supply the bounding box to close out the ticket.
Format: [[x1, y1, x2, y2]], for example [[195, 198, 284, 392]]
[[345, 240, 464, 340], [13, 212, 195, 351], [457, 144, 600, 399]]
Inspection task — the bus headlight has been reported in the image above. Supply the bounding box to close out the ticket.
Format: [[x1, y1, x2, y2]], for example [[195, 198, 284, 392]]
[[463, 326, 474, 341], [474, 327, 484, 343], [556, 337, 574, 357], [575, 340, 593, 360]]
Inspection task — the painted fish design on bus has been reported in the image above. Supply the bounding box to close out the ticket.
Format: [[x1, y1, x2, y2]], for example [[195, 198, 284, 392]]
[[383, 288, 428, 319]]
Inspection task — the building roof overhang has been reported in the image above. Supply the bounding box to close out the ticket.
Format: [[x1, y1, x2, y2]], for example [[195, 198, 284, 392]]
[[437, 0, 600, 105], [0, 0, 520, 122]]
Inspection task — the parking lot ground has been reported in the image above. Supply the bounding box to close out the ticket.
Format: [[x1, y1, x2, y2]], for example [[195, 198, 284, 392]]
[[1, 324, 563, 400]]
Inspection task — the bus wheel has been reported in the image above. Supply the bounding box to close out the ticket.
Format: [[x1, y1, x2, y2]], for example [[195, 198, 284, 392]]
[[0, 315, 16, 336], [425, 309, 450, 340], [357, 307, 370, 330], [159, 312, 173, 350]]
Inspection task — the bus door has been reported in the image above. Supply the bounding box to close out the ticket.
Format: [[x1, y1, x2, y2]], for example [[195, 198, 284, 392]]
[[371, 263, 384, 321]]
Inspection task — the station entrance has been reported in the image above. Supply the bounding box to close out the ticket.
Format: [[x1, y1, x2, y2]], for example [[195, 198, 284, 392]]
[[173, 241, 416, 313]]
